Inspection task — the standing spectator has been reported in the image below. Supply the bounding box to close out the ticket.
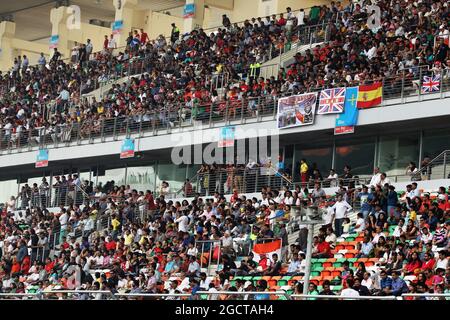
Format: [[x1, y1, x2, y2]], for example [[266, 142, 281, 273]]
[[300, 159, 308, 185], [331, 194, 352, 237], [85, 39, 93, 60], [108, 34, 117, 51], [170, 23, 180, 44], [140, 28, 149, 44], [222, 14, 231, 29], [103, 35, 109, 50]]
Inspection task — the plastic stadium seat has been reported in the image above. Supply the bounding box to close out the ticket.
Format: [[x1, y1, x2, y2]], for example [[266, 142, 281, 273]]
[[318, 258, 328, 263], [368, 258, 379, 263], [292, 276, 303, 281], [358, 258, 369, 263], [348, 258, 358, 263], [268, 280, 277, 287], [336, 258, 347, 263], [326, 258, 337, 263], [271, 276, 282, 280], [262, 276, 272, 281], [277, 280, 288, 286], [331, 270, 342, 278], [322, 262, 333, 268], [324, 266, 335, 272], [243, 276, 253, 281], [282, 275, 292, 281], [345, 245, 355, 250], [365, 261, 375, 267], [333, 262, 342, 268], [335, 245, 345, 251], [321, 270, 332, 277], [344, 252, 355, 258], [331, 285, 343, 291], [311, 271, 321, 277]]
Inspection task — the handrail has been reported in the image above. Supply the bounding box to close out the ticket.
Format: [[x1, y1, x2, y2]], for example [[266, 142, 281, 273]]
[[415, 150, 450, 176]]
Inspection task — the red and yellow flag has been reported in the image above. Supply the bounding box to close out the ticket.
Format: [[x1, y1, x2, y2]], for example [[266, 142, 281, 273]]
[[357, 82, 382, 109]]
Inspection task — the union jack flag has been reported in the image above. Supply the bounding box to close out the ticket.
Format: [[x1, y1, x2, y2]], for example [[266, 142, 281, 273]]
[[421, 74, 441, 94], [318, 87, 346, 114]]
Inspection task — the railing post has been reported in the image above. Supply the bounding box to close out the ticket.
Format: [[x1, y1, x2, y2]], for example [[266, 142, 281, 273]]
[[225, 101, 229, 124], [443, 152, 447, 179], [240, 98, 245, 124], [113, 117, 118, 140], [418, 67, 422, 102], [440, 69, 444, 99], [209, 103, 213, 128], [100, 119, 105, 142], [400, 70, 405, 103]]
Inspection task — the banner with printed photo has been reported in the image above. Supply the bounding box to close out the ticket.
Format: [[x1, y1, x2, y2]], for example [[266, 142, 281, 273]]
[[120, 138, 135, 159], [112, 20, 123, 35], [218, 126, 235, 147], [49, 35, 59, 49], [277, 92, 318, 129], [36, 149, 49, 168]]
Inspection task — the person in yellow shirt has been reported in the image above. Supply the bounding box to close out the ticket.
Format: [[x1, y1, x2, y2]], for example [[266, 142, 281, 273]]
[[111, 214, 120, 241], [300, 159, 309, 184], [124, 229, 133, 246]]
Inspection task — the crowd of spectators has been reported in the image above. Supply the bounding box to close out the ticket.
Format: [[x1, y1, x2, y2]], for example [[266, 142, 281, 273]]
[[0, 0, 449, 150], [0, 159, 449, 299]]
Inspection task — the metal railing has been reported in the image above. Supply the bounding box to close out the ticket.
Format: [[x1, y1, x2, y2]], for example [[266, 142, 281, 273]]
[[413, 150, 450, 180]]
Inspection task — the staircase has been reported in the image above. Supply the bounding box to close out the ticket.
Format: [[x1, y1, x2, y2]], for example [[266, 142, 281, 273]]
[[415, 150, 450, 180]]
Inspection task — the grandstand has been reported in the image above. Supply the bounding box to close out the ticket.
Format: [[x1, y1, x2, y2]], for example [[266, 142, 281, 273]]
[[0, 0, 449, 301]]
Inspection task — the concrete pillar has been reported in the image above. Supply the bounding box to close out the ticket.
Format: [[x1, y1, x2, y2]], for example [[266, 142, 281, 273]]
[[50, 6, 71, 59], [0, 21, 16, 71], [113, 0, 140, 48], [183, 0, 205, 33]]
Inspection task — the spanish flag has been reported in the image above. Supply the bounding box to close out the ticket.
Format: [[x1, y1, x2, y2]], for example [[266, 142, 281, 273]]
[[357, 82, 382, 109]]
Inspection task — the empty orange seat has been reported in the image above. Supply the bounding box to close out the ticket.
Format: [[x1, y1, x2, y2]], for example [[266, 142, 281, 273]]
[[358, 258, 369, 262], [321, 271, 332, 277], [292, 276, 303, 281], [325, 266, 335, 271], [322, 262, 333, 268], [310, 279, 320, 286], [322, 276, 334, 281], [262, 276, 272, 281], [369, 258, 379, 262], [335, 245, 345, 251], [331, 270, 342, 277], [271, 276, 282, 280], [345, 245, 355, 250], [365, 261, 375, 267], [326, 258, 337, 263], [345, 252, 355, 258], [268, 280, 277, 287]]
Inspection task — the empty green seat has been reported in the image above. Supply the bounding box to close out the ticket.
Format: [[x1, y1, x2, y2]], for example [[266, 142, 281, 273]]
[[332, 285, 343, 291], [346, 237, 355, 241], [277, 280, 288, 286], [348, 258, 357, 263], [243, 276, 253, 281], [282, 275, 292, 281], [318, 258, 328, 263], [333, 262, 342, 267], [311, 271, 321, 277], [336, 258, 346, 263]]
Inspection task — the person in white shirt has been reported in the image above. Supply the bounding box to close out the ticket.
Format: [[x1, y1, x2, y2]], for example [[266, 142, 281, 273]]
[[107, 34, 117, 50], [331, 194, 352, 237], [369, 167, 381, 187], [175, 212, 189, 234], [327, 169, 339, 187], [340, 279, 360, 298], [354, 212, 366, 233], [435, 251, 448, 270], [410, 182, 420, 199], [297, 9, 305, 26], [379, 173, 391, 186], [393, 218, 406, 238]]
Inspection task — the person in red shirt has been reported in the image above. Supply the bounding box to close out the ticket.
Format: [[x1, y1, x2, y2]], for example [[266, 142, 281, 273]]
[[140, 28, 149, 44], [403, 252, 422, 275], [105, 237, 117, 251], [258, 253, 270, 272], [60, 236, 70, 251], [146, 190, 156, 210], [421, 251, 435, 271], [44, 257, 55, 273], [276, 13, 286, 26], [103, 35, 108, 50], [230, 189, 239, 203], [10, 257, 21, 276], [312, 236, 331, 258]]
